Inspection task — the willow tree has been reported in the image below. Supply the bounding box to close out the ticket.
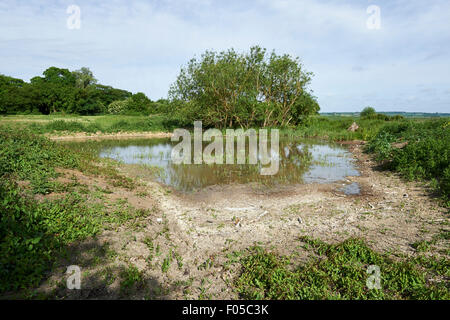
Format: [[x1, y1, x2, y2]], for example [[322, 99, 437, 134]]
[[169, 46, 318, 128]]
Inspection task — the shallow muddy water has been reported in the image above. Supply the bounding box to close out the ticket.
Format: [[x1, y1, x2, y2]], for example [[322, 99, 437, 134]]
[[63, 138, 360, 191]]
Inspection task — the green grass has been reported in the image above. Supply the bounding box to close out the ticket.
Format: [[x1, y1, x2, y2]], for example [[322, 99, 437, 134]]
[[0, 126, 143, 292], [366, 118, 450, 206], [0, 114, 177, 134], [282, 115, 408, 141], [234, 237, 449, 300]]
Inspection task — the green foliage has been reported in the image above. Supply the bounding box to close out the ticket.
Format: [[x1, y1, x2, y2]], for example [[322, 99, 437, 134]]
[[0, 67, 137, 116], [106, 93, 160, 115], [289, 115, 397, 141], [120, 265, 144, 290], [169, 46, 318, 128], [0, 180, 62, 291], [72, 67, 97, 89], [0, 127, 80, 194], [107, 99, 129, 115], [359, 107, 405, 122], [126, 93, 152, 115], [0, 127, 145, 292], [367, 119, 450, 204], [235, 237, 449, 300], [365, 131, 397, 161], [361, 106, 376, 118], [0, 128, 88, 291], [0, 75, 38, 114]]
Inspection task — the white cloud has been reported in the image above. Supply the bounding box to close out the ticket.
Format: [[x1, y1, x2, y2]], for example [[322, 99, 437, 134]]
[[0, 0, 449, 111]]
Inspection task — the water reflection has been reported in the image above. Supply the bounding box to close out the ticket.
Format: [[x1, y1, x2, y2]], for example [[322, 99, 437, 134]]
[[340, 182, 361, 195], [63, 138, 360, 191]]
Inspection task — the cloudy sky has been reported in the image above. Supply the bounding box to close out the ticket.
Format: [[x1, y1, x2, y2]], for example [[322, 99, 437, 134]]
[[1, 0, 449, 112]]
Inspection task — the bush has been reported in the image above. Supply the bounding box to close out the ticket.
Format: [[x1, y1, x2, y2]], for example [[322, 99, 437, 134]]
[[0, 127, 80, 194], [169, 46, 318, 128], [366, 119, 450, 204], [361, 107, 376, 118], [0, 127, 104, 291]]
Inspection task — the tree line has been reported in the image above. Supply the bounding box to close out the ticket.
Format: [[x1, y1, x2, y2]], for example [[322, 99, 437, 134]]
[[1, 46, 320, 128], [0, 67, 168, 115]]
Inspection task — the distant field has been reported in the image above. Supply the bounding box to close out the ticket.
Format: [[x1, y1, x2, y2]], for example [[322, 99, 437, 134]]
[[0, 114, 172, 134], [0, 114, 150, 123], [1, 114, 448, 143], [321, 112, 450, 118]]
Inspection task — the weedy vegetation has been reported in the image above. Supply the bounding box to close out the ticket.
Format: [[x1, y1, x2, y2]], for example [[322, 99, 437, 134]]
[[0, 127, 143, 292], [234, 237, 449, 300]]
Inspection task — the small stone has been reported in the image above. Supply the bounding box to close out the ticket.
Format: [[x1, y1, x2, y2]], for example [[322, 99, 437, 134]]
[[156, 218, 163, 223], [392, 141, 408, 149], [347, 122, 359, 132]]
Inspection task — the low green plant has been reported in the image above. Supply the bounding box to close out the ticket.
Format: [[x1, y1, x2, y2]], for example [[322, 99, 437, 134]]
[[0, 126, 146, 293], [120, 264, 144, 290], [235, 237, 449, 300], [366, 119, 450, 205]]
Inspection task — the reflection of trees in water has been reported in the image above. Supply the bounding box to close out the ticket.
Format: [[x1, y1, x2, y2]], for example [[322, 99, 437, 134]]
[[65, 138, 315, 191], [165, 140, 313, 191], [62, 138, 172, 157]]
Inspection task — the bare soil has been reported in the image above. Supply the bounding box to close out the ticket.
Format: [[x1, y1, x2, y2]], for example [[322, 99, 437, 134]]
[[36, 143, 449, 300]]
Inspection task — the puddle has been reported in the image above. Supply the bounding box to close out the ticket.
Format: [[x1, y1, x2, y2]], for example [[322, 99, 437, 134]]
[[62, 138, 360, 191], [340, 182, 361, 195]]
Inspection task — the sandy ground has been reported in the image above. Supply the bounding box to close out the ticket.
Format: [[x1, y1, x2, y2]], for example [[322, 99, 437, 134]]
[[35, 143, 448, 300]]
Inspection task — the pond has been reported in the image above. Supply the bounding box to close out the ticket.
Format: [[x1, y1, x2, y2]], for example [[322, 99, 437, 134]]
[[63, 137, 360, 192]]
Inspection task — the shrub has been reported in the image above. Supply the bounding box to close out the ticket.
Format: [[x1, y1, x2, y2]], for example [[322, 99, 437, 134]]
[[0, 127, 104, 291], [366, 119, 450, 204], [107, 99, 129, 114], [360, 107, 376, 118], [0, 127, 80, 193], [169, 46, 318, 128]]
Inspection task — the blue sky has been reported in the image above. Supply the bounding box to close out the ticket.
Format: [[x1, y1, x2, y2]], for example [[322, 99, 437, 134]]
[[1, 0, 449, 112]]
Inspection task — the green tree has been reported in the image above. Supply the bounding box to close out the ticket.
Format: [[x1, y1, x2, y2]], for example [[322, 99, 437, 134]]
[[94, 84, 132, 106], [41, 67, 76, 87], [72, 67, 97, 89], [0, 75, 28, 114], [361, 106, 376, 118], [168, 46, 317, 128]]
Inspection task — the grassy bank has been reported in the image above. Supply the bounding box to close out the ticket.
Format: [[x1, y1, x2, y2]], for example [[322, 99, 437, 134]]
[[281, 116, 450, 206], [285, 115, 414, 141], [233, 237, 449, 300], [0, 114, 177, 135], [2, 115, 448, 204], [365, 118, 450, 206], [0, 127, 142, 292]]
